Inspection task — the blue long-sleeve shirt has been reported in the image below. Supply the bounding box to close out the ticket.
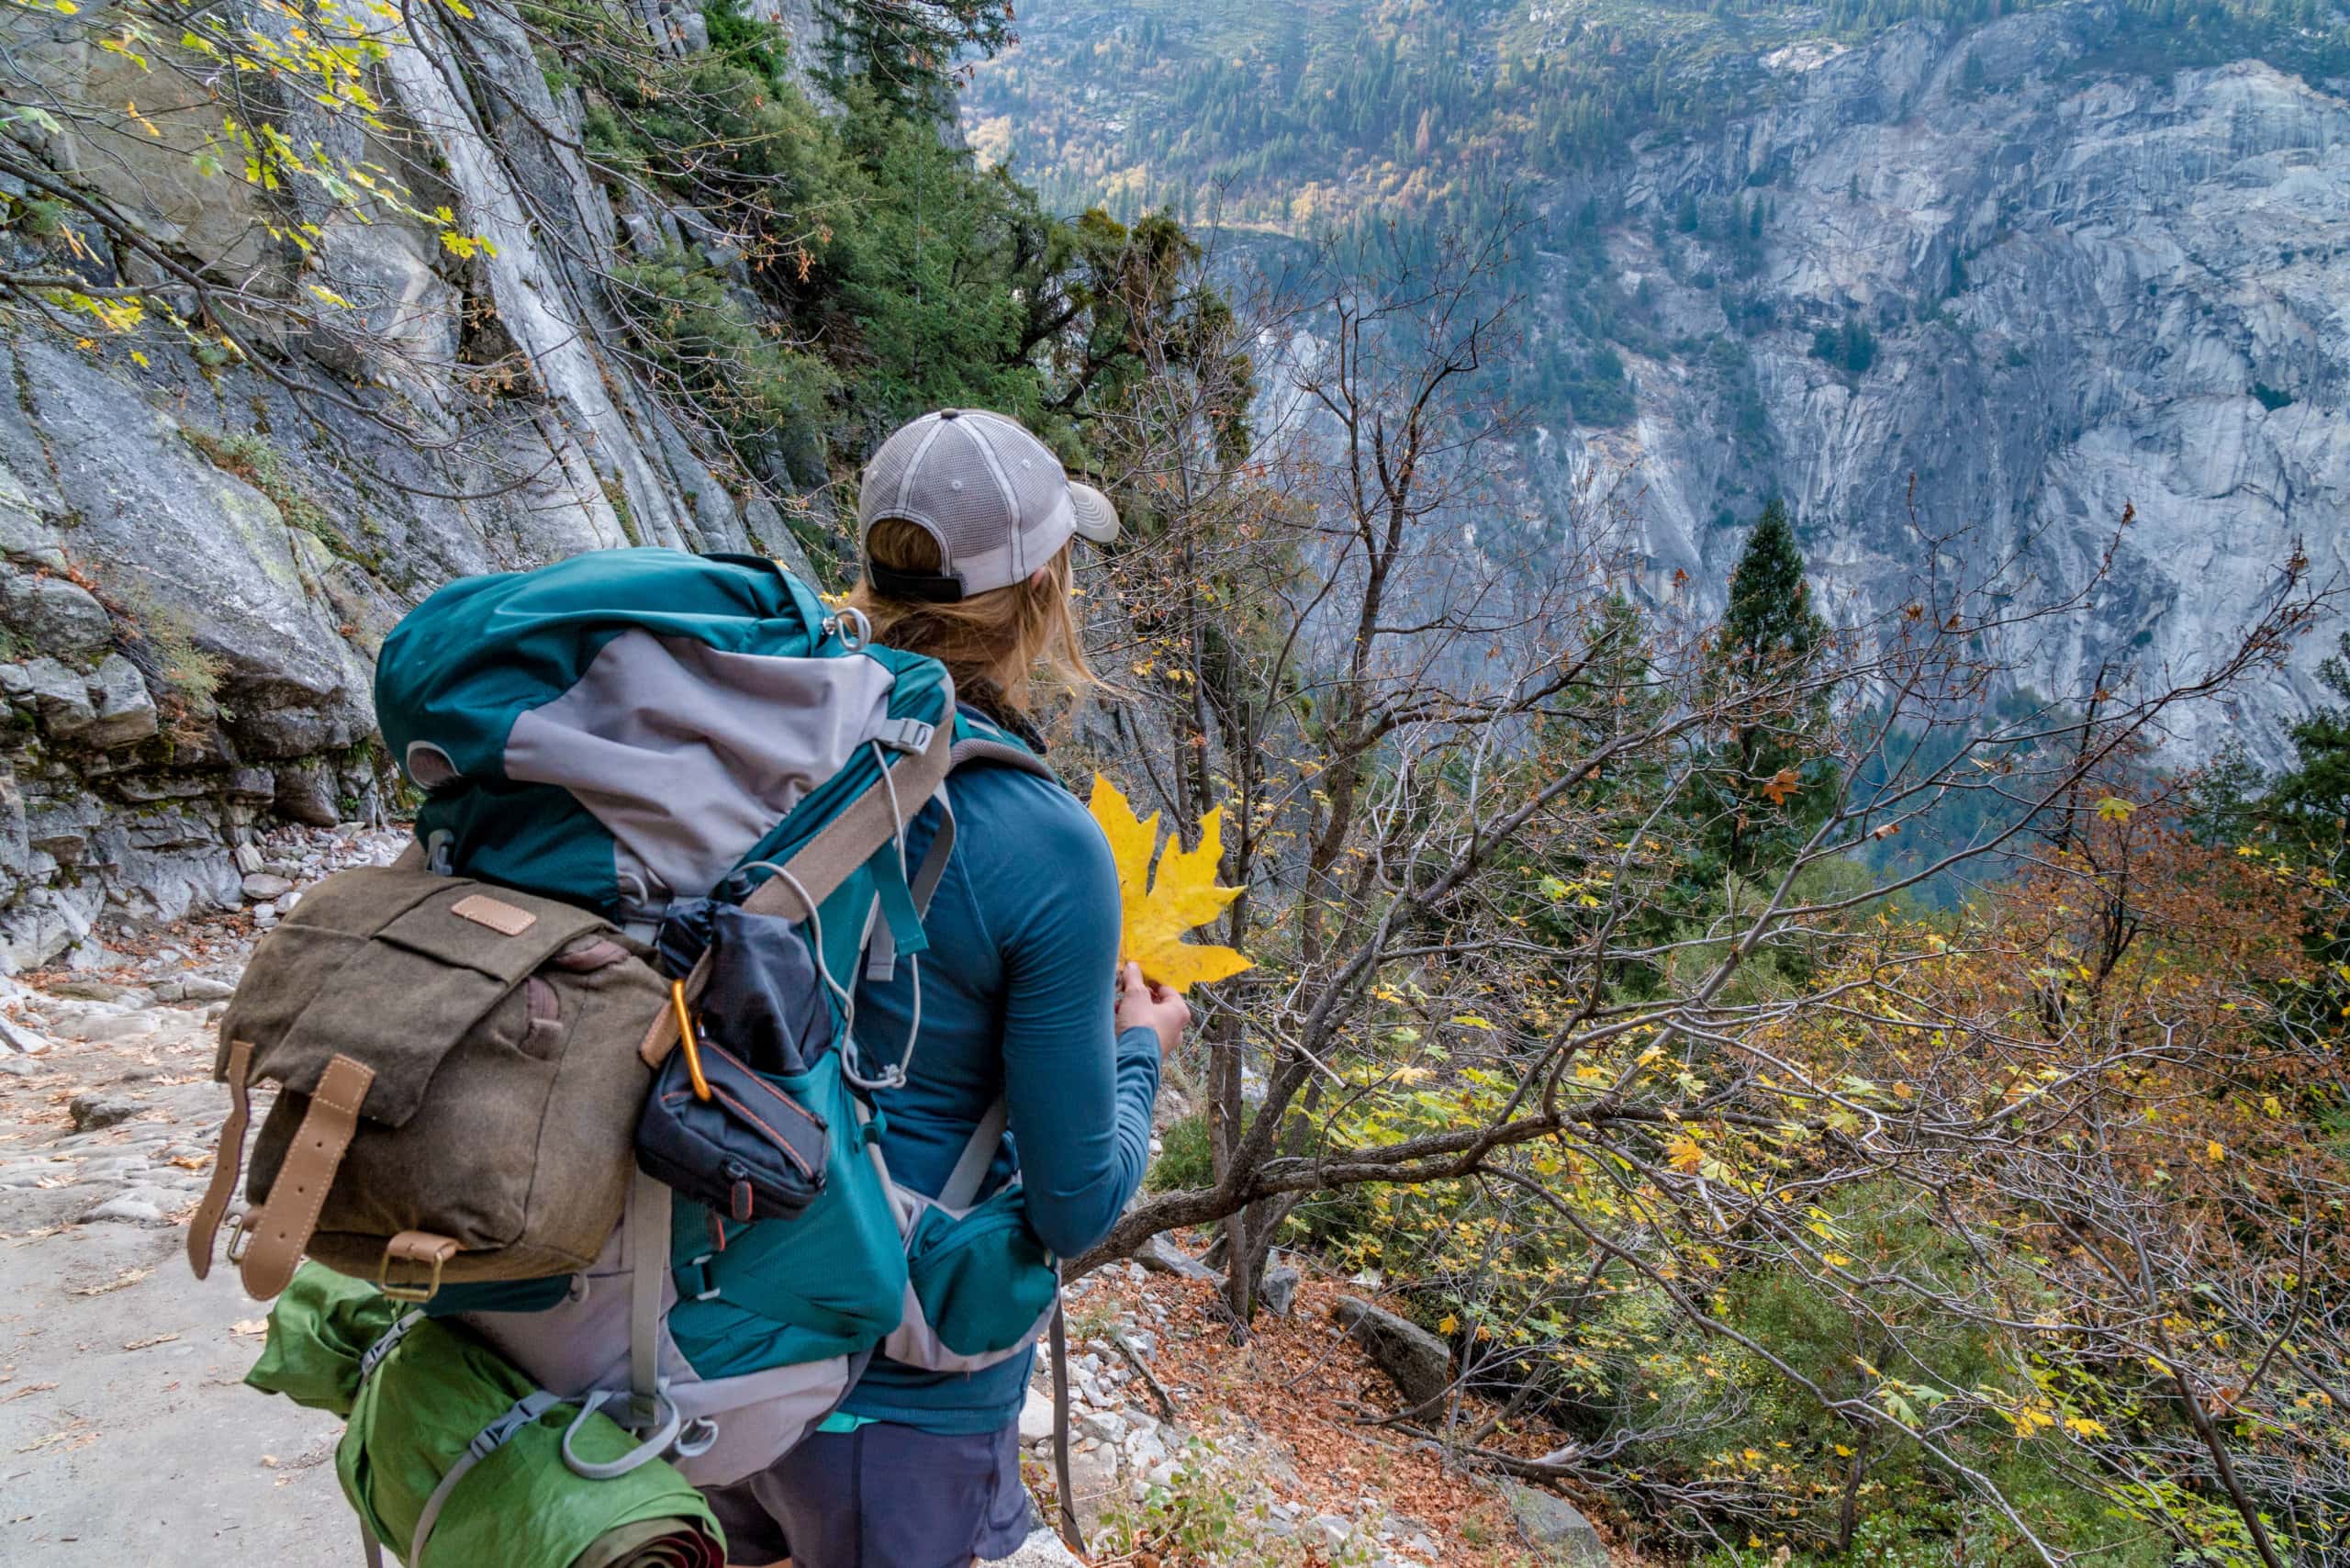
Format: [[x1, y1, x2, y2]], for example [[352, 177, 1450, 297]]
[[841, 758, 1161, 1430]]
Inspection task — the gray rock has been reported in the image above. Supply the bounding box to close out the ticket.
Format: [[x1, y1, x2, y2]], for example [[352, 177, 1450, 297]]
[[1260, 1260, 1302, 1316], [63, 1011, 159, 1043], [50, 978, 146, 1002], [68, 1092, 142, 1131], [1061, 1439, 1121, 1535], [81, 1191, 167, 1226], [1501, 1484, 1609, 1568], [241, 872, 296, 901], [21, 655, 95, 733], [1331, 1296, 1453, 1411], [1019, 1387, 1056, 1445], [226, 767, 277, 802], [0, 1053, 39, 1076], [81, 654, 159, 749], [1, 570, 113, 653], [1136, 1234, 1223, 1284], [273, 760, 341, 827], [979, 1529, 1085, 1568], [178, 975, 237, 1002]]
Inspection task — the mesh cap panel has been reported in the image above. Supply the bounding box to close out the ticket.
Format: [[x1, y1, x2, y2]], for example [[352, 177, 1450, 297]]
[[856, 409, 1113, 597]]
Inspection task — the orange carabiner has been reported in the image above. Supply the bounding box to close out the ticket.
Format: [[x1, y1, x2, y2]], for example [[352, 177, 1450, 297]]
[[670, 980, 712, 1103]]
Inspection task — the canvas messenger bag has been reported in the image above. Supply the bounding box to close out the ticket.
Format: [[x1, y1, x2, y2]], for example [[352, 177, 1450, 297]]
[[186, 864, 673, 1302]]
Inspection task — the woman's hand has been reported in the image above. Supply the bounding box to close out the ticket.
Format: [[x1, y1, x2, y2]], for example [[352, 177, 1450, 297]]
[[1115, 960, 1190, 1058]]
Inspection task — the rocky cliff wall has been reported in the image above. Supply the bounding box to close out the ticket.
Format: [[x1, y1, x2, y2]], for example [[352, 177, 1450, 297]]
[[1534, 8, 2349, 762], [0, 0, 810, 970]]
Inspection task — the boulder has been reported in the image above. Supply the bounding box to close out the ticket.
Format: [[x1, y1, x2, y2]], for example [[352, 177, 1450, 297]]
[[0, 570, 112, 653], [1331, 1296, 1453, 1410], [272, 758, 341, 827], [1502, 1483, 1610, 1568], [82, 1189, 172, 1226], [241, 872, 296, 902], [0, 454, 62, 565]]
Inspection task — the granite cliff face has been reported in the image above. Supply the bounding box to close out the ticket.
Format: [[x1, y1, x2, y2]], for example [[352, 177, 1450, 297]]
[[0, 0, 2338, 966], [0, 0, 815, 969], [1528, 9, 2348, 761]]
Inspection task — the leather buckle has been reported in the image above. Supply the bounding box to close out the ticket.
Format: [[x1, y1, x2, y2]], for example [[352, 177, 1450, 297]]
[[377, 1234, 455, 1304]]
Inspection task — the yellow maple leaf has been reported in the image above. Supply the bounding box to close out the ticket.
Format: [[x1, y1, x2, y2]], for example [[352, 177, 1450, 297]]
[[1090, 774, 1253, 993], [1664, 1135, 1705, 1174]]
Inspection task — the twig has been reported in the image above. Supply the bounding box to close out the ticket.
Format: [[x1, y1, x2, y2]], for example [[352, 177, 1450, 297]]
[[1112, 1329, 1178, 1421]]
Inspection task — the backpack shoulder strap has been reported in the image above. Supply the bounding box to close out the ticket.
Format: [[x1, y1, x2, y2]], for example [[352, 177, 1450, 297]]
[[859, 708, 1057, 984], [946, 706, 1058, 783], [638, 708, 957, 1069]]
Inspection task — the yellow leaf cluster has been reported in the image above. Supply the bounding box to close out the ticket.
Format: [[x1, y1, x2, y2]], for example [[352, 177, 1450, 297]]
[[1090, 775, 1253, 994]]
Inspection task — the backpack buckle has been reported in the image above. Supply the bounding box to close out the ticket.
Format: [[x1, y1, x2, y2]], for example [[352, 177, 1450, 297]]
[[874, 719, 934, 755], [676, 1253, 721, 1302], [378, 1231, 457, 1304], [222, 1211, 253, 1265]]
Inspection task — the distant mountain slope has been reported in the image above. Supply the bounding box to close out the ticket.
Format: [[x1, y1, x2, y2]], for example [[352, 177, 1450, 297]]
[[965, 0, 2350, 760]]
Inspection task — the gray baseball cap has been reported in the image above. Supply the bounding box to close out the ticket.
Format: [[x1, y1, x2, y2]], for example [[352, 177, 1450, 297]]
[[856, 409, 1119, 602]]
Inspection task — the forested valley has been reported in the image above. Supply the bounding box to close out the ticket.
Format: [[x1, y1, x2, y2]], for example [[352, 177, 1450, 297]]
[[0, 0, 2344, 1562]]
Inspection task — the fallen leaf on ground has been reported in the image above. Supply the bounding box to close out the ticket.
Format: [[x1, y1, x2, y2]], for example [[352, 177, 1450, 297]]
[[72, 1268, 150, 1295], [229, 1318, 269, 1337], [122, 1332, 180, 1351]]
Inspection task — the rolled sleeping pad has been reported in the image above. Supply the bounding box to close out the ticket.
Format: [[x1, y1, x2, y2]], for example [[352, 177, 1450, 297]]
[[246, 1263, 725, 1568]]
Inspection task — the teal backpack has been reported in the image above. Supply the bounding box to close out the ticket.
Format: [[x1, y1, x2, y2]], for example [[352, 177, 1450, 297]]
[[372, 549, 1072, 1496]]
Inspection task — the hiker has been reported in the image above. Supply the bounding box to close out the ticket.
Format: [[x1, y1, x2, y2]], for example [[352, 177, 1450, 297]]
[[699, 409, 1189, 1568]]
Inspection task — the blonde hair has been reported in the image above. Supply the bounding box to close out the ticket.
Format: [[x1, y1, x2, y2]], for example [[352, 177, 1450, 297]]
[[846, 517, 1102, 715]]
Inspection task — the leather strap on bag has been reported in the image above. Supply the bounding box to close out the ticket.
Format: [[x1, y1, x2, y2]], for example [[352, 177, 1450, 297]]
[[378, 1230, 459, 1304], [186, 1038, 255, 1282], [637, 703, 958, 1068], [237, 1054, 375, 1300]]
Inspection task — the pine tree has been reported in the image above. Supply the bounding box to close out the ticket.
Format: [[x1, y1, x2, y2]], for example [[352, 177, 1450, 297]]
[[1707, 499, 1835, 876], [2268, 633, 2350, 1022]]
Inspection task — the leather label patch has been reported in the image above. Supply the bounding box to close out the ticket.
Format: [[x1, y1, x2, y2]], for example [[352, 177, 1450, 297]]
[[451, 893, 538, 936]]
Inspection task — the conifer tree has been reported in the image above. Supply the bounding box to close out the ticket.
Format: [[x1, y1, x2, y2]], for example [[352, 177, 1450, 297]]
[[1707, 498, 1835, 877]]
